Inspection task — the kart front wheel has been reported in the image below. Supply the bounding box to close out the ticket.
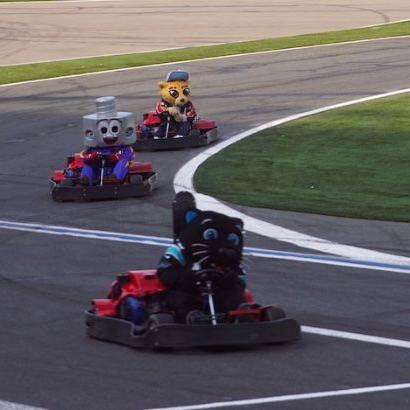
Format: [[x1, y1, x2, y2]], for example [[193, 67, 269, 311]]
[[118, 296, 147, 325], [263, 306, 286, 322], [59, 178, 75, 187], [129, 174, 143, 185]]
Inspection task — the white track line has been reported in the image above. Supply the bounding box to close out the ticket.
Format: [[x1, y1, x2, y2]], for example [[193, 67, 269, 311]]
[[1, 33, 410, 88], [1, 219, 410, 273], [302, 326, 410, 349], [2, 18, 408, 67], [174, 88, 410, 266], [0, 400, 45, 410], [146, 382, 410, 410], [0, 0, 114, 4]]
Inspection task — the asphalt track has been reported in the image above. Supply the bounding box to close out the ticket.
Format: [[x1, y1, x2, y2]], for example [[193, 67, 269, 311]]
[[1, 0, 410, 65], [0, 38, 409, 409]]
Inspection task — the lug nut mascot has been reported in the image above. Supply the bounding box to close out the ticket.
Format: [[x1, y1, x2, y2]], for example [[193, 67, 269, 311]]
[[80, 96, 136, 185], [157, 192, 247, 323], [155, 70, 197, 138]]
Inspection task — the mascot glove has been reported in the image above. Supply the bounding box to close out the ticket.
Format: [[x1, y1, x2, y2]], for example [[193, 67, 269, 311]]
[[167, 107, 179, 117], [194, 268, 225, 283], [86, 152, 100, 161], [108, 153, 122, 162]]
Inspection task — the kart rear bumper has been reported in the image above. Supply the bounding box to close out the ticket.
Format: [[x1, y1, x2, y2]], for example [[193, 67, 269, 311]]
[[85, 311, 301, 349]]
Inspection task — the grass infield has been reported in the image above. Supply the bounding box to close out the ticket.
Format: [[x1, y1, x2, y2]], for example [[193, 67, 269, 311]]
[[0, 21, 409, 85], [195, 94, 410, 222]]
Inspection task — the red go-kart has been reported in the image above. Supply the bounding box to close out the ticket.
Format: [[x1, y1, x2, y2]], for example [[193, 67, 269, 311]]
[[50, 153, 157, 201], [133, 111, 218, 151], [85, 269, 301, 350]]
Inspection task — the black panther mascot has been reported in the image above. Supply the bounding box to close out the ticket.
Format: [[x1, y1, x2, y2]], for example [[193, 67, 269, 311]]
[[157, 191, 247, 323]]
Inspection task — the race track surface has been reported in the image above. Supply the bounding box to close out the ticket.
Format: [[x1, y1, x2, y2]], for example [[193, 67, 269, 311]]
[[0, 38, 409, 409], [1, 0, 410, 65]]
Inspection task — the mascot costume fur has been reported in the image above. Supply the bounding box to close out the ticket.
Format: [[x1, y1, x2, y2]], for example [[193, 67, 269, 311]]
[[79, 96, 135, 185], [157, 192, 247, 323], [154, 70, 197, 138]]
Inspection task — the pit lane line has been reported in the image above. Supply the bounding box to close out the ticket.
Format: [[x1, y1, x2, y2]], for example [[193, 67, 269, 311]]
[[174, 88, 410, 266], [146, 382, 410, 410]]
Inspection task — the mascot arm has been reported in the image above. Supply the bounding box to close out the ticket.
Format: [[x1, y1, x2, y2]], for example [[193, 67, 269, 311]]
[[214, 265, 246, 285], [106, 147, 132, 163], [82, 149, 101, 163], [156, 101, 176, 119], [185, 102, 197, 120], [167, 106, 183, 122], [119, 146, 134, 161], [157, 247, 196, 290]]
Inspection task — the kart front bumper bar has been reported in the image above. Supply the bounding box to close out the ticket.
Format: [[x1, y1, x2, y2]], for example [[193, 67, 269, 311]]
[[85, 311, 301, 349], [133, 129, 217, 151], [50, 174, 156, 201]]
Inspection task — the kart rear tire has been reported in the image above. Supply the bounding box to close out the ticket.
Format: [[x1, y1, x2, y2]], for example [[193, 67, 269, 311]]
[[263, 306, 286, 322], [118, 296, 147, 325]]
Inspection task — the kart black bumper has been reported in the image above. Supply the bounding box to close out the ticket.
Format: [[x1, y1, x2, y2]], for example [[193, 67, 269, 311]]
[[133, 129, 218, 151], [50, 174, 157, 202], [85, 311, 301, 349]]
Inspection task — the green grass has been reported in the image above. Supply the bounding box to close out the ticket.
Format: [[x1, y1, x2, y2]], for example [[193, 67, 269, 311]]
[[195, 94, 410, 222], [1, 21, 409, 85]]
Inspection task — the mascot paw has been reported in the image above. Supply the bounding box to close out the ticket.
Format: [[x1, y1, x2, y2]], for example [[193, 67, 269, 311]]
[[168, 106, 179, 117]]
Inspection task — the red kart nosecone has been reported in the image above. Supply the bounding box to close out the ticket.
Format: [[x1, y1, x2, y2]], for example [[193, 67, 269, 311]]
[[143, 112, 162, 126], [92, 270, 165, 318], [192, 119, 216, 131], [128, 162, 153, 174]]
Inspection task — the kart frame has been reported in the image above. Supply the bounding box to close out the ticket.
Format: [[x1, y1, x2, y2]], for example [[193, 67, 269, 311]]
[[85, 310, 301, 349]]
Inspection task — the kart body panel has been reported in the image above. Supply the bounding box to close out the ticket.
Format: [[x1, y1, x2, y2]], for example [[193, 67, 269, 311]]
[[134, 114, 218, 151], [85, 270, 301, 349], [85, 311, 300, 349], [50, 153, 157, 201]]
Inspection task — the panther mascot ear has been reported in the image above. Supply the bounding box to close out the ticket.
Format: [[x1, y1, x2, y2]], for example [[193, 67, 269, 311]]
[[185, 210, 199, 224], [172, 191, 197, 242]]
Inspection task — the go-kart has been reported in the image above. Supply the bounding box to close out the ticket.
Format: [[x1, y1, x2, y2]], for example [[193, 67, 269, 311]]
[[50, 152, 157, 202], [85, 269, 301, 350], [133, 111, 218, 151]]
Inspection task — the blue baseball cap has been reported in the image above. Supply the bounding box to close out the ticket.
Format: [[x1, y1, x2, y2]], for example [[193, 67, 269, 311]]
[[165, 70, 189, 82]]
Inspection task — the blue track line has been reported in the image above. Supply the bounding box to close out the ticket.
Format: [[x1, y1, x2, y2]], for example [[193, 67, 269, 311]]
[[1, 219, 410, 274]]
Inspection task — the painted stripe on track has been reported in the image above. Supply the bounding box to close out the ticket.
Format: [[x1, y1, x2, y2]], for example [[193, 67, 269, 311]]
[[1, 33, 410, 88], [302, 326, 410, 349], [146, 383, 410, 410], [174, 88, 410, 267], [5, 218, 410, 352], [1, 220, 410, 274], [0, 400, 45, 410]]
